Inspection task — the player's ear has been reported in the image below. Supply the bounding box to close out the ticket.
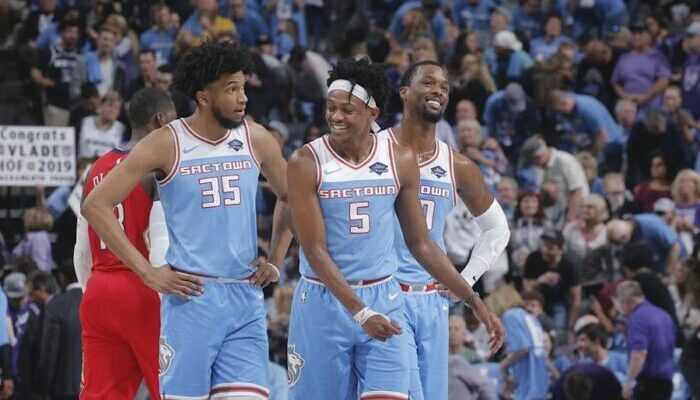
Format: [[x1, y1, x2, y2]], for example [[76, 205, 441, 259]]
[[196, 90, 208, 107], [367, 106, 379, 120], [399, 86, 409, 103]]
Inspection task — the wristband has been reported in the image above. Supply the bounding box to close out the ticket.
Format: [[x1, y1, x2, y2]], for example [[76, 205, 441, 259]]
[[465, 292, 480, 308], [265, 262, 281, 280], [353, 307, 383, 325]]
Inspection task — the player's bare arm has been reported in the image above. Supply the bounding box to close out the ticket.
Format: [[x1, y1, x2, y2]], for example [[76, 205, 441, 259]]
[[288, 147, 402, 342], [248, 121, 293, 286], [393, 143, 504, 351], [81, 127, 203, 299]]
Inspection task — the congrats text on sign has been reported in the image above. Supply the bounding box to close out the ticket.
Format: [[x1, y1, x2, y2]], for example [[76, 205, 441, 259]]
[[0, 125, 76, 187]]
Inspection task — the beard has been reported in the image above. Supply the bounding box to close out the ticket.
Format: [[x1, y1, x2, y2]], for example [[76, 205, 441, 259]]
[[419, 105, 444, 123], [212, 104, 243, 130]]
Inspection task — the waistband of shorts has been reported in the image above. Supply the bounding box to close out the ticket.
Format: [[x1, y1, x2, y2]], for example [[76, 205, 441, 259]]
[[399, 281, 440, 293], [171, 267, 255, 283], [302, 275, 392, 288]]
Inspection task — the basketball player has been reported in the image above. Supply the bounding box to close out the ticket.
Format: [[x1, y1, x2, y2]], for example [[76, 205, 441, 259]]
[[76, 88, 177, 399], [286, 58, 503, 400], [380, 61, 510, 399], [82, 42, 292, 399]]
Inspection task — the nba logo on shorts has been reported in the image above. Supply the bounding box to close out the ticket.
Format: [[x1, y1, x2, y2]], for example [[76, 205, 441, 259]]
[[159, 336, 175, 376], [287, 344, 305, 386]]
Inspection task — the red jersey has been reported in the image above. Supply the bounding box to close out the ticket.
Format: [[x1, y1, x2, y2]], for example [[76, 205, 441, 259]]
[[84, 149, 153, 272]]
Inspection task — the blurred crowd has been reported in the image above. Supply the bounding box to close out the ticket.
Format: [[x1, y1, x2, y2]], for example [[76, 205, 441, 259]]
[[1, 0, 700, 399]]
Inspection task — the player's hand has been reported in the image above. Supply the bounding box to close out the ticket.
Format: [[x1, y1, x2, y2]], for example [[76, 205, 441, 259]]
[[362, 314, 402, 342], [143, 265, 204, 300], [249, 259, 280, 288], [471, 297, 505, 353]]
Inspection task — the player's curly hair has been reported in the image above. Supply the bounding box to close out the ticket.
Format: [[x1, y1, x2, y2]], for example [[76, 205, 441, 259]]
[[173, 41, 253, 102], [327, 57, 389, 111]]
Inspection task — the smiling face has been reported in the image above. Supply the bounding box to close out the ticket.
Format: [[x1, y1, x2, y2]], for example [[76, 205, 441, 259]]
[[401, 64, 449, 124], [325, 89, 378, 141], [199, 71, 248, 129]]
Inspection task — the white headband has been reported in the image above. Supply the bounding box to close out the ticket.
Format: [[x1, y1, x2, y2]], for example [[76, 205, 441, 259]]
[[327, 80, 377, 109], [327, 79, 381, 132]]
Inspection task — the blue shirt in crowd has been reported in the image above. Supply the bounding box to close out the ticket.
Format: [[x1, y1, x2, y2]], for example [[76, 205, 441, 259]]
[[559, 94, 624, 145], [580, 351, 628, 383], [530, 35, 573, 61], [626, 300, 676, 380], [451, 0, 495, 32], [140, 27, 177, 65], [390, 1, 448, 42], [630, 213, 687, 273], [503, 307, 550, 400], [511, 6, 544, 40], [231, 10, 270, 47]]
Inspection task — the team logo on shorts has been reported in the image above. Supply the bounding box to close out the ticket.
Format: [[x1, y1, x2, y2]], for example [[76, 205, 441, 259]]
[[287, 344, 305, 386], [159, 336, 175, 376], [369, 162, 389, 175], [431, 166, 447, 178], [227, 139, 244, 151]]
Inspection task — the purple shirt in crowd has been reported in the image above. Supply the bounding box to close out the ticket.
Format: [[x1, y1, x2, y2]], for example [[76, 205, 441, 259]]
[[612, 49, 672, 111], [12, 231, 53, 272], [626, 300, 676, 380], [682, 54, 700, 118]]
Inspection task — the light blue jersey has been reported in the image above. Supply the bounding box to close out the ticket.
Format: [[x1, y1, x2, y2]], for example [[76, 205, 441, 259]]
[[377, 128, 457, 400], [157, 118, 260, 279], [502, 308, 550, 400], [156, 118, 269, 399], [300, 134, 400, 280], [381, 128, 457, 285], [289, 134, 410, 400]]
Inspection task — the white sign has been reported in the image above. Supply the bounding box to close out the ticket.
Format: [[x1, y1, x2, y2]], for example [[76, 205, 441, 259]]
[[0, 125, 76, 187]]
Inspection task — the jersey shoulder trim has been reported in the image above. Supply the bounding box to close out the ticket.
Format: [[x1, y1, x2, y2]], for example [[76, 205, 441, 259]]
[[157, 123, 180, 186]]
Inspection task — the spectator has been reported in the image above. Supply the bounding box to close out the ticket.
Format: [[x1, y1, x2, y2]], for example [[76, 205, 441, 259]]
[[389, 0, 448, 44], [17, 271, 57, 399], [607, 214, 685, 275], [522, 290, 555, 334], [78, 90, 126, 159], [68, 83, 100, 138], [614, 280, 676, 400], [30, 17, 86, 126], [602, 172, 637, 219], [522, 136, 589, 224], [103, 14, 139, 87], [448, 53, 496, 125], [12, 207, 53, 273], [577, 152, 604, 195], [672, 169, 700, 248], [550, 364, 623, 400], [611, 21, 672, 114], [576, 40, 617, 111], [530, 13, 573, 63], [126, 50, 159, 99], [411, 34, 439, 63], [85, 27, 126, 98], [447, 315, 497, 400], [669, 259, 700, 340], [652, 198, 678, 234], [633, 153, 672, 213], [177, 0, 236, 55], [155, 65, 174, 93], [575, 323, 628, 383], [681, 21, 700, 119], [511, 0, 545, 42], [563, 194, 613, 292], [451, 0, 495, 32], [20, 0, 58, 47], [487, 285, 549, 400], [457, 119, 508, 194], [663, 85, 699, 147], [463, 307, 493, 363], [496, 176, 518, 221], [620, 243, 681, 337], [488, 7, 512, 42], [626, 109, 691, 188], [449, 314, 476, 362], [486, 30, 535, 89], [39, 261, 82, 399], [483, 83, 540, 160], [570, 0, 626, 39], [139, 3, 178, 65], [613, 100, 637, 165], [510, 190, 552, 277], [549, 89, 623, 157], [523, 228, 582, 336], [224, 0, 269, 47]]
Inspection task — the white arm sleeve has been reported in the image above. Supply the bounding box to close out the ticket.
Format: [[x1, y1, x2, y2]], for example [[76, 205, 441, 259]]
[[460, 199, 510, 286], [148, 201, 169, 267], [73, 214, 93, 292]]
